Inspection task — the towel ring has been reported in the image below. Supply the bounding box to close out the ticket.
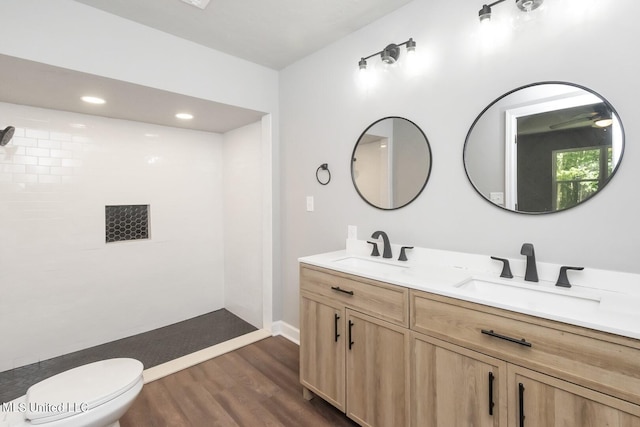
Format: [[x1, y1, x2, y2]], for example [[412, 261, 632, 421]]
[[316, 163, 331, 185]]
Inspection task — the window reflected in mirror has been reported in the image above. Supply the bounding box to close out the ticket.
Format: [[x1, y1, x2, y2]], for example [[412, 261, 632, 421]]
[[464, 82, 624, 214]]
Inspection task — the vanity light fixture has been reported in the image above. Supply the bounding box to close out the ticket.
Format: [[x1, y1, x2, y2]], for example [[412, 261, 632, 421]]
[[358, 38, 416, 70], [478, 0, 543, 22]]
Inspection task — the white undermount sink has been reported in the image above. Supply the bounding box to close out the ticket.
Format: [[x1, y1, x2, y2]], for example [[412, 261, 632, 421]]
[[332, 256, 407, 275], [454, 277, 602, 314]]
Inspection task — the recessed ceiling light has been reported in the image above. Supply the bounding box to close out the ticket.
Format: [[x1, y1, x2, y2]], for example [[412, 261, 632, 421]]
[[180, 0, 211, 10], [175, 113, 194, 120], [81, 96, 106, 104]]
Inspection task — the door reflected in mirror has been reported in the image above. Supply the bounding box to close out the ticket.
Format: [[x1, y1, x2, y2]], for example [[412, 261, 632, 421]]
[[352, 117, 432, 210], [464, 82, 624, 214]]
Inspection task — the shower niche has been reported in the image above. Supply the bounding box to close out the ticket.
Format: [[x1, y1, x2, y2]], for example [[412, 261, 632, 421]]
[[105, 204, 150, 243]]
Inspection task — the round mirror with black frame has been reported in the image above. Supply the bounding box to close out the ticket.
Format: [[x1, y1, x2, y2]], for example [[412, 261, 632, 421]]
[[351, 116, 432, 210], [464, 81, 624, 214]]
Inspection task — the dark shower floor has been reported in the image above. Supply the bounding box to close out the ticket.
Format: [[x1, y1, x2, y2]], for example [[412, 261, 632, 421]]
[[0, 309, 257, 403]]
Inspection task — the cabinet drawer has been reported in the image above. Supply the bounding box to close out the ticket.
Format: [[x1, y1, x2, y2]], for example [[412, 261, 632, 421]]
[[411, 289, 640, 406], [301, 264, 409, 327]]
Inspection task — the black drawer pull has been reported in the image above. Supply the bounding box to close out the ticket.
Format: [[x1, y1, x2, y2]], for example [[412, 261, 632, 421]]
[[519, 382, 525, 427], [334, 313, 340, 342], [331, 286, 354, 296], [481, 329, 532, 347], [348, 320, 354, 350], [488, 372, 495, 416]]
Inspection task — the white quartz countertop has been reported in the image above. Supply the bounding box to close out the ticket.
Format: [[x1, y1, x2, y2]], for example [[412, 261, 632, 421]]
[[299, 247, 640, 341]]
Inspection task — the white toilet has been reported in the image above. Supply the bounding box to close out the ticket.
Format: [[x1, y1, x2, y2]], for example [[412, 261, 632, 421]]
[[1, 358, 144, 427]]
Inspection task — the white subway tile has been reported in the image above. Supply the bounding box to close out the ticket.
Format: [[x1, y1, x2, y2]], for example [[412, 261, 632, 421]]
[[0, 147, 26, 160], [12, 174, 38, 184], [38, 175, 61, 184], [50, 132, 72, 141], [50, 149, 72, 158], [39, 157, 61, 166], [11, 136, 37, 147], [50, 167, 74, 176], [61, 158, 82, 167], [2, 164, 26, 174], [26, 165, 50, 175], [61, 141, 83, 151], [38, 139, 61, 149], [13, 155, 38, 166], [26, 147, 50, 157], [25, 129, 50, 139]]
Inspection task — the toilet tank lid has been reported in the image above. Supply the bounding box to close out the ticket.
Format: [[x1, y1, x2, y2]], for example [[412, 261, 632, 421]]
[[25, 358, 143, 423]]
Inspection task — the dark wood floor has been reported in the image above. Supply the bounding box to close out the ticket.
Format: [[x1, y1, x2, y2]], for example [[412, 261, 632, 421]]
[[120, 336, 358, 427]]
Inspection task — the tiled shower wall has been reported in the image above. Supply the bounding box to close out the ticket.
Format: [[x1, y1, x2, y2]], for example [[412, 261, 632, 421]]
[[0, 102, 226, 372]]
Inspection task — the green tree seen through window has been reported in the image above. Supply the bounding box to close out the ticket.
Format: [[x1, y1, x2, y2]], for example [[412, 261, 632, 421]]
[[554, 147, 612, 210]]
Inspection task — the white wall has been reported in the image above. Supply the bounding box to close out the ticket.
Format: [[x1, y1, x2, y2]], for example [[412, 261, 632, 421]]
[[0, 0, 278, 114], [223, 121, 263, 328], [0, 0, 281, 361], [0, 102, 225, 372], [279, 0, 640, 328]]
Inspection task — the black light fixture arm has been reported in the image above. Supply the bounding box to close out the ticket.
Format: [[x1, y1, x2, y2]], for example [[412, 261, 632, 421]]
[[359, 38, 416, 69], [479, 0, 544, 22], [485, 0, 506, 8], [388, 38, 416, 52], [360, 50, 384, 63], [359, 38, 414, 61], [479, 0, 506, 21]]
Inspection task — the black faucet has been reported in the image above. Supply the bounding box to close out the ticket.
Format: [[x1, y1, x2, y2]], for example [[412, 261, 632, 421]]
[[556, 266, 584, 288], [490, 256, 513, 278], [371, 231, 392, 259], [520, 243, 538, 282]]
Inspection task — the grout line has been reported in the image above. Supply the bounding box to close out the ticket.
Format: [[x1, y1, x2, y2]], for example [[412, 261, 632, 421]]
[[142, 329, 272, 383]]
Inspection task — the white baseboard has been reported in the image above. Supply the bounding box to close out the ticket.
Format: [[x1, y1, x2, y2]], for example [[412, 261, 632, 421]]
[[143, 329, 271, 383], [270, 320, 300, 345]]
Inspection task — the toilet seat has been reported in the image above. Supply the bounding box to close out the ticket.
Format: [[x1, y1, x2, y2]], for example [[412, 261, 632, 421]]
[[25, 359, 143, 425]]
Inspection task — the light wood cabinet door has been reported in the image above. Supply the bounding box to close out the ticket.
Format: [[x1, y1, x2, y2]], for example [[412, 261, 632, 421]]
[[410, 289, 640, 406], [509, 365, 640, 427], [411, 332, 507, 427], [300, 293, 346, 411], [346, 309, 410, 427]]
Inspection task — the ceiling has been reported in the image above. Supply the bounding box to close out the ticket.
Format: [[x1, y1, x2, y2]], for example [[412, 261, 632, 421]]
[[0, 54, 265, 133], [0, 0, 413, 133], [73, 0, 414, 70]]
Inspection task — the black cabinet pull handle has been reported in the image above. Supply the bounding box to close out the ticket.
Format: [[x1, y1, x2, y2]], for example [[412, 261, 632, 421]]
[[331, 286, 354, 296], [519, 382, 525, 427], [348, 320, 354, 350], [488, 372, 495, 416], [481, 329, 532, 347], [334, 313, 340, 342]]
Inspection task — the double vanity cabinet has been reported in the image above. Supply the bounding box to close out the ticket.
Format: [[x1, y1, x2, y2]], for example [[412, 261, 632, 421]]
[[299, 262, 640, 427]]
